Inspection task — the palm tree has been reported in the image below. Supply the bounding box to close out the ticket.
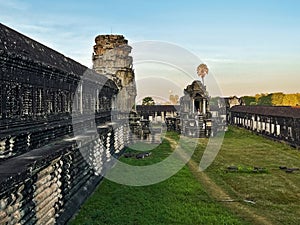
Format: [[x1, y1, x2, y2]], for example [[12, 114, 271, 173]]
[[197, 64, 209, 85]]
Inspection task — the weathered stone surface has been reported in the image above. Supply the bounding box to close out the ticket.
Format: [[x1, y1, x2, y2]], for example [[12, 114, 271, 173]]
[[180, 80, 212, 137], [94, 35, 129, 56], [93, 34, 137, 114], [0, 23, 132, 225]]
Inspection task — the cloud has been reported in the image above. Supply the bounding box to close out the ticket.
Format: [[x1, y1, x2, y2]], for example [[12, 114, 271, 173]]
[[0, 0, 28, 11]]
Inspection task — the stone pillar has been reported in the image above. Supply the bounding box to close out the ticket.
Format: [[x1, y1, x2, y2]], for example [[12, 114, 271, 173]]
[[79, 83, 83, 114], [269, 118, 272, 134], [203, 99, 206, 114], [192, 99, 195, 113]]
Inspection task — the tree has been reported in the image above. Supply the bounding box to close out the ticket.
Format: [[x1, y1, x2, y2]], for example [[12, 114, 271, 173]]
[[240, 92, 300, 107], [241, 96, 256, 106], [271, 92, 284, 106], [255, 93, 262, 102], [197, 64, 209, 84], [257, 93, 273, 106], [282, 94, 299, 106], [142, 96, 155, 105]]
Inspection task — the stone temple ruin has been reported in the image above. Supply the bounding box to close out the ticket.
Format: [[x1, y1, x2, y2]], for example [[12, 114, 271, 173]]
[[92, 35, 154, 143], [163, 80, 213, 138], [91, 35, 214, 139], [0, 23, 215, 225], [0, 24, 138, 225], [136, 79, 214, 139], [179, 80, 212, 137], [93, 34, 136, 115], [2, 22, 299, 225]]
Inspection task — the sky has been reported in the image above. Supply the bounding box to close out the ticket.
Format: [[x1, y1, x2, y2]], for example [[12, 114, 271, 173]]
[[0, 0, 299, 99]]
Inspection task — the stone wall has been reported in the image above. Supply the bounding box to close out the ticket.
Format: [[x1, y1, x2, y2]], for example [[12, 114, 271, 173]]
[[136, 105, 179, 122], [0, 23, 133, 224], [230, 106, 300, 148]]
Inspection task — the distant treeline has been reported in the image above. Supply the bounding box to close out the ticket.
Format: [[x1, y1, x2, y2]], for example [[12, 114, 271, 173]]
[[241, 93, 300, 106]]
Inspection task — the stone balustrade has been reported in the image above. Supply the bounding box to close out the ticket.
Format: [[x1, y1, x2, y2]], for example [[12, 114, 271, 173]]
[[0, 23, 135, 224]]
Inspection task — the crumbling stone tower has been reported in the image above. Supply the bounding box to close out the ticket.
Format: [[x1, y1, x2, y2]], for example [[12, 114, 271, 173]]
[[92, 35, 136, 113]]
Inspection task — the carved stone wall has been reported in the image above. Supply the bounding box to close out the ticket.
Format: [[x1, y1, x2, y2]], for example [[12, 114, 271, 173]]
[[0, 23, 130, 224], [230, 105, 300, 148]]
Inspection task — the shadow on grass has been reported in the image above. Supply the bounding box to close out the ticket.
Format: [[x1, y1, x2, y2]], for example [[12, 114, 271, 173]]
[[69, 131, 247, 225]]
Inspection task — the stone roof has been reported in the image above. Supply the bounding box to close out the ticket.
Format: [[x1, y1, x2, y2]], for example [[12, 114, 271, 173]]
[[231, 105, 300, 119], [0, 23, 86, 75], [183, 80, 208, 97], [0, 23, 117, 89], [136, 105, 179, 112]]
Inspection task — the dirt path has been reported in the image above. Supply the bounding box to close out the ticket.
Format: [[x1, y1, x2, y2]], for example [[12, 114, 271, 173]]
[[187, 159, 273, 225], [166, 136, 274, 225]]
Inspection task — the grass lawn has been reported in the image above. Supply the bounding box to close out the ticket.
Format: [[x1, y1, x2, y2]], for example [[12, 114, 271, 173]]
[[69, 132, 247, 225], [192, 126, 300, 225], [69, 126, 300, 225]]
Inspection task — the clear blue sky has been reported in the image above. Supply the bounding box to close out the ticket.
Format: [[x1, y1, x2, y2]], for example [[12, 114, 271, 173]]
[[1, 0, 299, 97]]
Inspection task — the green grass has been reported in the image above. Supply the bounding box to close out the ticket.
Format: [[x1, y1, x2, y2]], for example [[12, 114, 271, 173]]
[[70, 126, 300, 225], [69, 132, 247, 225], [193, 126, 300, 225]]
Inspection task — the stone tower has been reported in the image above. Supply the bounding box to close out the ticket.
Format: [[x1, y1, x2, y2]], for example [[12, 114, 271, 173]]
[[92, 35, 136, 113]]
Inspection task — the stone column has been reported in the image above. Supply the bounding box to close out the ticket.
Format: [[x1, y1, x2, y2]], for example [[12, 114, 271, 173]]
[[192, 99, 195, 113], [79, 83, 83, 114], [203, 99, 206, 114]]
